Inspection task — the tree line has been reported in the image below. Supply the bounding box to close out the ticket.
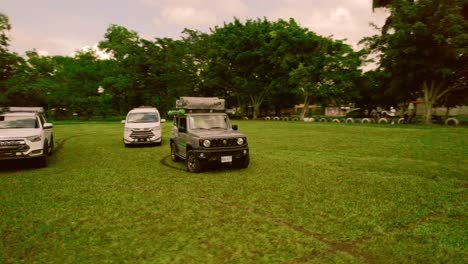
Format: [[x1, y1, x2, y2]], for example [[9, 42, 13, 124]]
[[0, 0, 466, 123]]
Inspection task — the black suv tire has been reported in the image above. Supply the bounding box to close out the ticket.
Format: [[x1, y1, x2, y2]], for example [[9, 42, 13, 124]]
[[236, 154, 250, 169], [186, 150, 203, 173], [170, 142, 181, 162]]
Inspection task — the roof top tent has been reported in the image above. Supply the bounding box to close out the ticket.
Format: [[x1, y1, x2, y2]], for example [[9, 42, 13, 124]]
[[176, 97, 225, 111], [1, 107, 45, 113]]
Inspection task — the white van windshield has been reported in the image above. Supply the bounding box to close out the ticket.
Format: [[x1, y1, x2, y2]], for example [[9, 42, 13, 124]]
[[127, 112, 159, 123]]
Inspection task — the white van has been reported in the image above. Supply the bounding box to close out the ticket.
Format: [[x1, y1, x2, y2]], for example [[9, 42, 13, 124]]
[[122, 107, 165, 147]]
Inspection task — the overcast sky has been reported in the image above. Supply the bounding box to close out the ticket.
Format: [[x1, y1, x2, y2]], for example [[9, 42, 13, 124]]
[[2, 0, 388, 56]]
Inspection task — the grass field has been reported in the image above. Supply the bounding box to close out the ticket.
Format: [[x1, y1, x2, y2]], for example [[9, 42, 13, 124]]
[[0, 121, 467, 263]]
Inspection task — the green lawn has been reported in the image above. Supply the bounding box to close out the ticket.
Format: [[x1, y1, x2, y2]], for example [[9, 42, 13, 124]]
[[0, 121, 467, 263]]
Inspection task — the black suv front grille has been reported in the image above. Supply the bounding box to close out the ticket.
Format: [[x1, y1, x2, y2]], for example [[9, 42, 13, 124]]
[[130, 129, 154, 139], [210, 138, 239, 147]]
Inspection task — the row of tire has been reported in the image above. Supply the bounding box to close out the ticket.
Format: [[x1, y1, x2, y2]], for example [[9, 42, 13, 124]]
[[262, 116, 460, 125], [263, 116, 299, 121], [303, 117, 404, 124]]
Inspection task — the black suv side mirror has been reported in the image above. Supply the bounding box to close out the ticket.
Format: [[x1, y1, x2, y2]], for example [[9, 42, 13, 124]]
[[232, 125, 238, 130]]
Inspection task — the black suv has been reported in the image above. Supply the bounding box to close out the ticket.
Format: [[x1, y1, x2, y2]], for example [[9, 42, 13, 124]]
[[169, 97, 249, 173]]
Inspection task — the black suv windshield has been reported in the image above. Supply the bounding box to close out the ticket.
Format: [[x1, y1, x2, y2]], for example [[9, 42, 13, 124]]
[[127, 112, 159, 123], [0, 116, 38, 129], [189, 115, 228, 129]]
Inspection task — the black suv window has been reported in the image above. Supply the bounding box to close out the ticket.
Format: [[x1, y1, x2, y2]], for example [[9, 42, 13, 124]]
[[179, 117, 187, 131]]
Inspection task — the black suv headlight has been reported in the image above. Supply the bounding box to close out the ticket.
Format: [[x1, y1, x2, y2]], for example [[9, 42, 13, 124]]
[[237, 138, 244, 145], [202, 139, 211, 147]]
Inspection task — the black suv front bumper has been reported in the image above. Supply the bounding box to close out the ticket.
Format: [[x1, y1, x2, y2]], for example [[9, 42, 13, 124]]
[[191, 146, 249, 163]]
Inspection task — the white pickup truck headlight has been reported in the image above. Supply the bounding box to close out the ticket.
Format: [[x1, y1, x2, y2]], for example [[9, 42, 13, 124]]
[[26, 135, 42, 142]]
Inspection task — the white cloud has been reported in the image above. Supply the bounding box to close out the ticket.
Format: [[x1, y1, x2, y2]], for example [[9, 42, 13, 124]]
[[37, 50, 49, 56], [268, 0, 387, 48], [330, 6, 352, 24], [146, 0, 249, 32], [160, 6, 218, 26], [73, 44, 112, 60]]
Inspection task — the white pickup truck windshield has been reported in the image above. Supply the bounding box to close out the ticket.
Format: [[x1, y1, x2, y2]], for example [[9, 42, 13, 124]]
[[0, 116, 38, 129]]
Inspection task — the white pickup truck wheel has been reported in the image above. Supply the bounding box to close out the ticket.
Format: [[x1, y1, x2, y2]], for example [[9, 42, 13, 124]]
[[37, 143, 49, 168]]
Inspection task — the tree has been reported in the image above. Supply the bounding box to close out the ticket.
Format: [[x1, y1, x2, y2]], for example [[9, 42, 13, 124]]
[[365, 0, 468, 123], [0, 13, 20, 105], [6, 51, 58, 107], [206, 18, 321, 119], [289, 39, 364, 119]]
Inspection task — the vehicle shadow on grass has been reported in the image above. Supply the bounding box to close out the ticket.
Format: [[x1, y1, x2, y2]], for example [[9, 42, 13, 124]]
[[125, 143, 162, 148], [0, 159, 46, 172], [159, 155, 247, 174], [0, 136, 74, 173]]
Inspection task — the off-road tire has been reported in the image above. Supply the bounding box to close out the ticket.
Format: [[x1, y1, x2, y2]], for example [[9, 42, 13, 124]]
[[235, 154, 250, 169], [171, 142, 181, 162], [361, 118, 371, 123], [37, 143, 49, 168], [378, 118, 388, 124], [49, 135, 54, 156], [186, 150, 203, 173], [445, 117, 459, 126]]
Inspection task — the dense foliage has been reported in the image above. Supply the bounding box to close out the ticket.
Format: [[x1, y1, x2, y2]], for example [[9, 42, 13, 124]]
[[364, 0, 468, 123]]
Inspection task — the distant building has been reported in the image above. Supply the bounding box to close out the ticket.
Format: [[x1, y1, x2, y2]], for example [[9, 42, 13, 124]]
[[412, 99, 468, 116]]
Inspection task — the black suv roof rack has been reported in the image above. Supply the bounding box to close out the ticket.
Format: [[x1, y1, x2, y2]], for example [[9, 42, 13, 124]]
[[137, 106, 155, 108], [176, 97, 225, 111]]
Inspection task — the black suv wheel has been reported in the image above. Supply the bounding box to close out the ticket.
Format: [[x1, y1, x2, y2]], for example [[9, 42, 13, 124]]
[[186, 150, 203, 173], [235, 154, 250, 169], [170, 142, 181, 162]]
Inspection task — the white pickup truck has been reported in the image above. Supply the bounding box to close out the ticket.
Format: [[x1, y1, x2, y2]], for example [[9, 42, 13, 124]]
[[0, 107, 54, 167]]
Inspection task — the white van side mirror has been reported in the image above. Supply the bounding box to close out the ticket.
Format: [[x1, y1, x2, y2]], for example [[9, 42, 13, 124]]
[[121, 120, 125, 124], [161, 119, 166, 123]]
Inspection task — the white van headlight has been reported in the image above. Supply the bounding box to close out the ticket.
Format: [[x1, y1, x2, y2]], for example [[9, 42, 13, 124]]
[[26, 135, 42, 142], [125, 127, 132, 132], [152, 126, 161, 131]]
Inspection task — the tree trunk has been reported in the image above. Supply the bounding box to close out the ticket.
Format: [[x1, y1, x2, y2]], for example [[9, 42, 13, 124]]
[[423, 82, 434, 124], [250, 94, 265, 120], [253, 103, 260, 120], [300, 95, 309, 120], [422, 81, 457, 124], [424, 100, 433, 124]]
